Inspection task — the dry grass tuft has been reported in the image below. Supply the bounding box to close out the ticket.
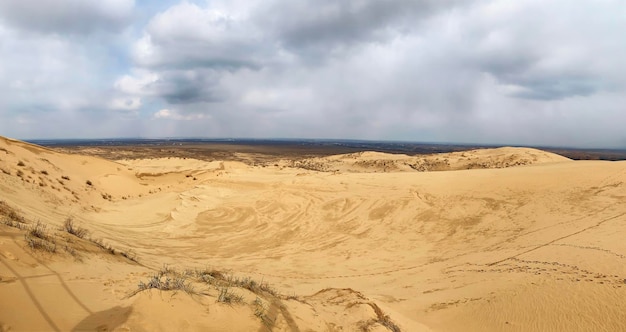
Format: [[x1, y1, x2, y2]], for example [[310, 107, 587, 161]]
[[358, 303, 401, 332], [0, 203, 57, 252], [63, 244, 82, 261], [129, 265, 285, 328], [120, 249, 139, 263], [25, 235, 57, 253], [91, 237, 116, 254], [25, 221, 56, 253], [63, 217, 89, 238], [2, 217, 27, 229], [129, 266, 199, 297], [223, 275, 279, 297], [253, 297, 275, 328], [217, 287, 244, 304], [29, 220, 50, 239], [0, 201, 27, 228]]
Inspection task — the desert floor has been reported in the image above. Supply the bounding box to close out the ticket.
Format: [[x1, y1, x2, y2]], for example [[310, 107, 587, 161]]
[[1, 136, 626, 331]]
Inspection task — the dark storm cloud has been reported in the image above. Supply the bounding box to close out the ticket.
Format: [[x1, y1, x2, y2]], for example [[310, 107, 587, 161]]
[[475, 54, 602, 100], [134, 0, 463, 70], [509, 77, 599, 101], [150, 70, 225, 104], [124, 2, 272, 105], [256, 0, 460, 51], [128, 0, 466, 104], [0, 0, 134, 34]]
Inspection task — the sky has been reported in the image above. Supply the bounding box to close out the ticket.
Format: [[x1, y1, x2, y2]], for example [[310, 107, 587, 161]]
[[0, 0, 625, 148]]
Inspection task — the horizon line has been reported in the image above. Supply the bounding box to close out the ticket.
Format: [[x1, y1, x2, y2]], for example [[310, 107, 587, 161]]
[[16, 136, 626, 152]]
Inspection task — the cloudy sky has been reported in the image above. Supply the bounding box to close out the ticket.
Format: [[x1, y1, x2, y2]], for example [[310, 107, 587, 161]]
[[0, 0, 624, 148]]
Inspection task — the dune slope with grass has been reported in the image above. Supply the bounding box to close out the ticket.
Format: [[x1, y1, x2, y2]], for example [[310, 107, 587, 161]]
[[1, 136, 626, 331]]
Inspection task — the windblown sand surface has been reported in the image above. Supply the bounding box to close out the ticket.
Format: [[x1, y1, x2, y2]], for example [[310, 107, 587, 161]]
[[1, 136, 625, 331]]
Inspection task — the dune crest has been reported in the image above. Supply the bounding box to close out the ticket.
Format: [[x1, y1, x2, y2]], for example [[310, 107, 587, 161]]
[[286, 147, 571, 172], [1, 136, 625, 331]]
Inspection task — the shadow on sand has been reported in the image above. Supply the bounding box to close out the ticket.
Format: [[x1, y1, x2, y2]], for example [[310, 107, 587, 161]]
[[72, 306, 132, 332]]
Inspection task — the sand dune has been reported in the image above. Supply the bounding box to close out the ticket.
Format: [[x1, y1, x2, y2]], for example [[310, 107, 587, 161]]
[[285, 147, 571, 173], [1, 136, 625, 331]]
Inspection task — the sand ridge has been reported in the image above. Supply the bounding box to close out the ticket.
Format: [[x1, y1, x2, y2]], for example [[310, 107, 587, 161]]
[[1, 136, 626, 331], [284, 147, 571, 172]]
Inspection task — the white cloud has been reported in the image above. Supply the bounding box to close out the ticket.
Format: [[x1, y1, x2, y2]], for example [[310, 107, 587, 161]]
[[114, 70, 159, 96], [0, 0, 141, 139], [0, 29, 99, 112], [153, 109, 207, 121], [110, 97, 142, 111], [133, 2, 267, 69]]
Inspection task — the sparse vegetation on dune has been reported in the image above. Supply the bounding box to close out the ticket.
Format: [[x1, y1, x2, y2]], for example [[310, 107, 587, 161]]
[[217, 286, 245, 304], [63, 244, 81, 260], [87, 236, 140, 263], [1, 217, 27, 229], [120, 248, 139, 263], [363, 302, 402, 332], [25, 221, 57, 253], [129, 265, 286, 328], [63, 217, 89, 238], [1, 202, 56, 252], [0, 200, 27, 228], [28, 220, 49, 239], [253, 297, 274, 328], [134, 272, 198, 296], [90, 237, 117, 255], [25, 234, 57, 253], [130, 265, 267, 298], [0, 203, 139, 262]]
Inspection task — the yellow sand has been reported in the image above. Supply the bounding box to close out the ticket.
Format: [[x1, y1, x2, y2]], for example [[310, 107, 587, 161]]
[[1, 135, 625, 331]]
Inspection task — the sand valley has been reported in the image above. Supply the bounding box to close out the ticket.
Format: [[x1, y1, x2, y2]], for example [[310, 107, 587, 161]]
[[1, 136, 625, 331]]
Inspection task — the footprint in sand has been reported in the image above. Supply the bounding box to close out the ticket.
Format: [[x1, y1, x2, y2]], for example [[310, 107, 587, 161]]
[[0, 251, 17, 260], [0, 276, 18, 284]]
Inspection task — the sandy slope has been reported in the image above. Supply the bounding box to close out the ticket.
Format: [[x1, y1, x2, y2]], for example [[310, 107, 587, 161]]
[[283, 147, 570, 172], [1, 136, 626, 331]]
